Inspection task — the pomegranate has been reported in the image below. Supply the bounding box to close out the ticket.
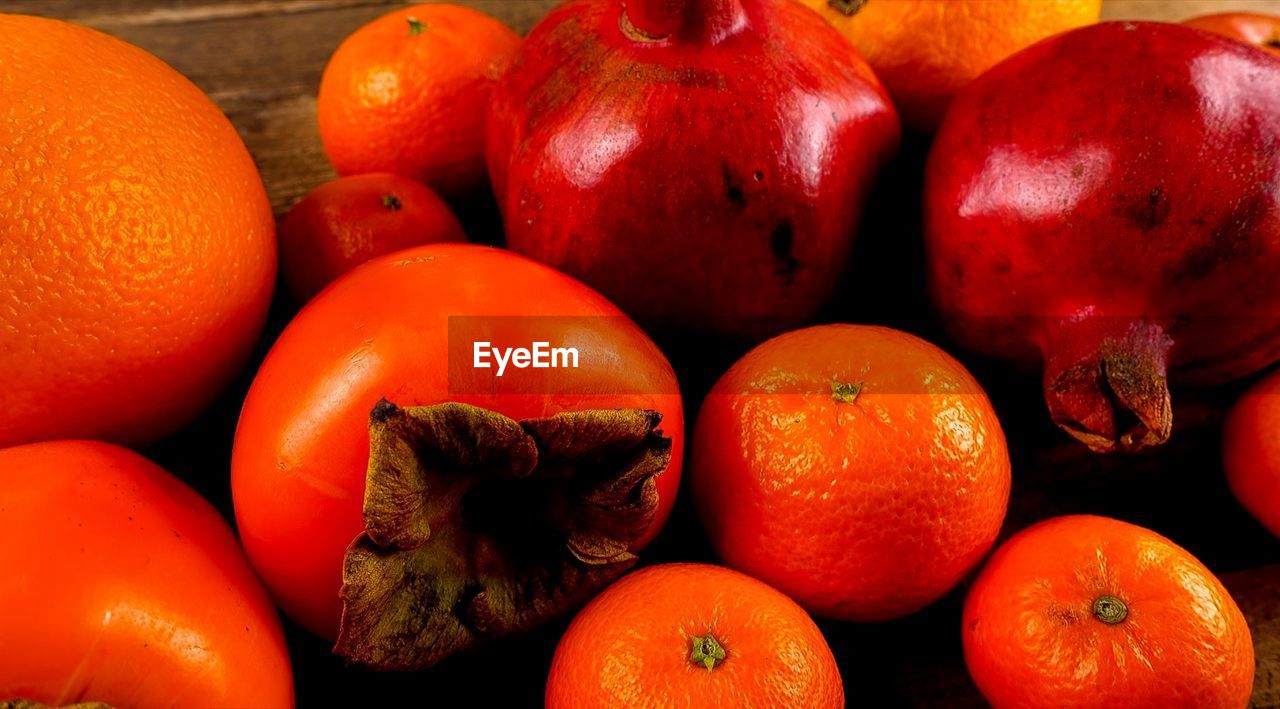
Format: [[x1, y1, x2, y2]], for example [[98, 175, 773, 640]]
[[486, 0, 900, 339], [925, 21, 1280, 454]]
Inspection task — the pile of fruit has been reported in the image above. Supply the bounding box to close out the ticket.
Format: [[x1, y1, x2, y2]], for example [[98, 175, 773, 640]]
[[2, 1, 1279, 706]]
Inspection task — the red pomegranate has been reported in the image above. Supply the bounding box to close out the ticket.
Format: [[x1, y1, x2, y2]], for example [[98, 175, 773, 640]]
[[486, 0, 900, 339], [925, 21, 1280, 454]]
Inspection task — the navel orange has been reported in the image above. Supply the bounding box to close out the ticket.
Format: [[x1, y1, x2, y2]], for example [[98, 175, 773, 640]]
[[0, 14, 276, 448]]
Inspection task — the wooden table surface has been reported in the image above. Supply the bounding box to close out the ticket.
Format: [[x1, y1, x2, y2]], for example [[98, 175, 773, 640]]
[[10, 0, 1278, 218], [10, 1, 1280, 707]]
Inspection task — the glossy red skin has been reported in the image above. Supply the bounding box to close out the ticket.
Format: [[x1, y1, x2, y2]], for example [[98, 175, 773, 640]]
[[1184, 13, 1280, 57], [486, 0, 899, 339], [232, 244, 684, 640], [926, 22, 1280, 394], [0, 441, 293, 708]]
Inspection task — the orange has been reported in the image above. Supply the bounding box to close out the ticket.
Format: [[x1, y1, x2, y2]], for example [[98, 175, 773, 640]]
[[1184, 12, 1280, 57], [800, 0, 1102, 131], [278, 173, 466, 302], [692, 324, 1010, 621], [964, 515, 1254, 708], [0, 14, 276, 448], [1224, 368, 1280, 538], [317, 4, 521, 198], [545, 563, 843, 708]]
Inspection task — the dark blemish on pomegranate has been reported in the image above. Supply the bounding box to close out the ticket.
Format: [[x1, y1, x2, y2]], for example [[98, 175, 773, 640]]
[[771, 221, 800, 282], [1175, 194, 1269, 282], [673, 67, 724, 89], [723, 165, 746, 209], [382, 194, 403, 211], [1123, 187, 1170, 231], [753, 170, 765, 183], [1071, 163, 1085, 179]]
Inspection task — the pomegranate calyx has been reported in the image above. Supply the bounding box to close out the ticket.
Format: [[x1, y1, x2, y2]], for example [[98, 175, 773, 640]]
[[1042, 318, 1173, 454], [335, 400, 670, 670]]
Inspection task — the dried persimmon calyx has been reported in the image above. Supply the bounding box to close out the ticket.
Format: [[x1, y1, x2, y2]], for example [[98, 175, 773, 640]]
[[335, 400, 671, 671]]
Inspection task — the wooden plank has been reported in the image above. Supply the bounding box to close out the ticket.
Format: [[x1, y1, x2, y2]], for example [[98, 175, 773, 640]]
[[1104, 0, 1280, 20]]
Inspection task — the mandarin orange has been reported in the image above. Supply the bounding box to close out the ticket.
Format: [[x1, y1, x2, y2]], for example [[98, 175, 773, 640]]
[[546, 563, 843, 708], [964, 515, 1254, 708], [800, 0, 1101, 131], [1224, 368, 1280, 538], [692, 324, 1010, 621], [317, 4, 521, 198]]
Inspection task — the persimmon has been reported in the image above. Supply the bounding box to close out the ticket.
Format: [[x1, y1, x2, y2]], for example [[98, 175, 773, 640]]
[[0, 441, 292, 708], [232, 244, 683, 669], [964, 515, 1254, 709], [692, 324, 1010, 621], [546, 564, 843, 708], [318, 4, 521, 197], [1184, 12, 1280, 56], [279, 173, 466, 302], [1224, 368, 1280, 538], [0, 14, 276, 448]]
